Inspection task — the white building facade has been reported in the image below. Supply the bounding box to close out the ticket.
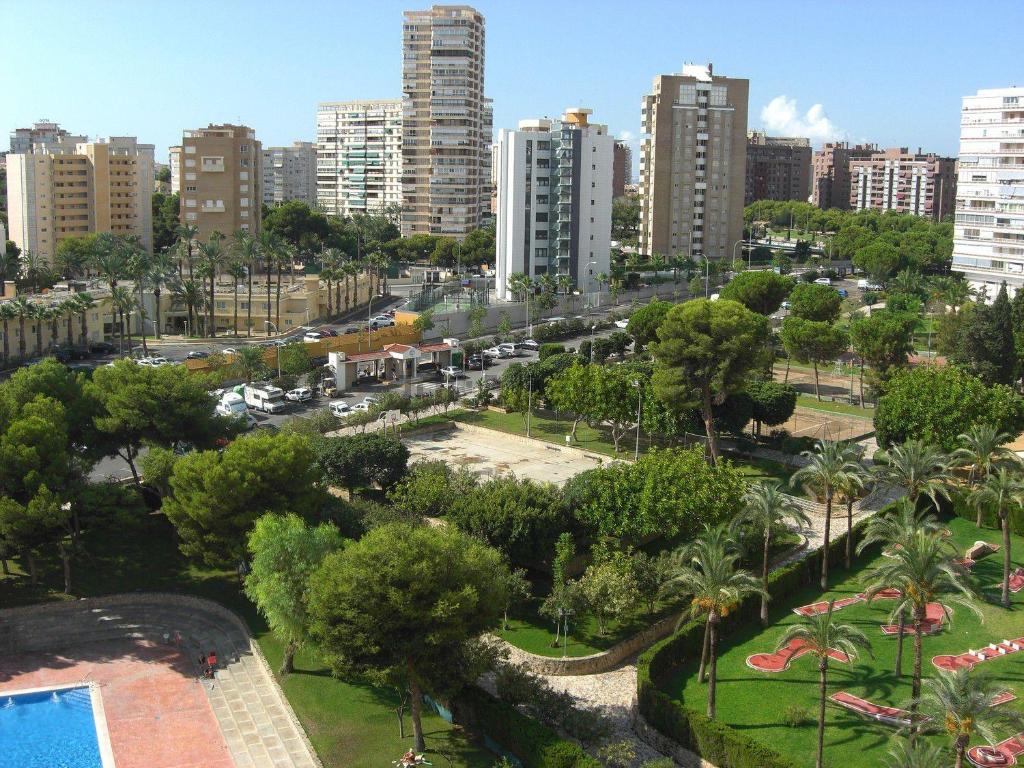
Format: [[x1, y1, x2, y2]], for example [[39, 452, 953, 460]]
[[261, 141, 317, 207], [952, 86, 1024, 298], [316, 100, 403, 217], [495, 108, 613, 300]]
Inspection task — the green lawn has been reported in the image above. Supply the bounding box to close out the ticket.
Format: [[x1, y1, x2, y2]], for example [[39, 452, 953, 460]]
[[664, 517, 1024, 768], [0, 512, 494, 768]]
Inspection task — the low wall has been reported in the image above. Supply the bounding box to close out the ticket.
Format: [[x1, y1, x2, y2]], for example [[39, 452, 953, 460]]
[[502, 611, 681, 676]]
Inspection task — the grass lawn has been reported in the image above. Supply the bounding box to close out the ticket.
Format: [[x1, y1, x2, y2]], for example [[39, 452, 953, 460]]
[[454, 409, 798, 489], [663, 517, 1024, 768], [0, 512, 495, 768]]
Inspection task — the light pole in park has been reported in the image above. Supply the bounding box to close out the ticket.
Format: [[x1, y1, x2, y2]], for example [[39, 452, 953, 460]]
[[587, 260, 598, 309], [732, 239, 747, 272], [632, 378, 643, 461]]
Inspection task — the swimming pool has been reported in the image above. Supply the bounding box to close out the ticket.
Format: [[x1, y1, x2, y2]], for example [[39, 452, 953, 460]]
[[0, 684, 114, 768]]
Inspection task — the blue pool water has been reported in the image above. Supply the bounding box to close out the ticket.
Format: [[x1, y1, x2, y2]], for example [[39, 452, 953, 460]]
[[0, 686, 103, 768]]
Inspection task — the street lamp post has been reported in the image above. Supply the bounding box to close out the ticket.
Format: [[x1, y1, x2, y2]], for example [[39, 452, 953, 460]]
[[704, 255, 710, 298], [732, 240, 746, 272], [526, 374, 533, 437], [264, 321, 282, 380], [589, 324, 597, 363], [587, 260, 598, 309]]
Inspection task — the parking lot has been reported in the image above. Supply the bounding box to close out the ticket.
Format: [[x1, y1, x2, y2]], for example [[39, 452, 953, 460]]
[[402, 424, 608, 485]]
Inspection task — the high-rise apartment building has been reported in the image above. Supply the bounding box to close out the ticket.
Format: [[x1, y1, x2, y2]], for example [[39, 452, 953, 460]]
[[848, 147, 956, 220], [7, 136, 154, 265], [744, 131, 811, 204], [811, 142, 877, 210], [262, 141, 317, 208], [9, 120, 85, 154], [316, 100, 403, 217], [612, 141, 633, 198], [638, 63, 748, 261], [401, 5, 490, 239], [952, 86, 1024, 298], [495, 108, 614, 300], [176, 124, 261, 242], [168, 146, 182, 195]]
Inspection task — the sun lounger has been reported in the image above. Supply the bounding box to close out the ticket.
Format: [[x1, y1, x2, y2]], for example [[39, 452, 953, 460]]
[[829, 691, 927, 728], [955, 557, 976, 570], [933, 638, 1024, 671], [968, 731, 1024, 767], [1010, 567, 1024, 594], [746, 638, 850, 673], [966, 541, 1001, 561], [793, 595, 862, 617]]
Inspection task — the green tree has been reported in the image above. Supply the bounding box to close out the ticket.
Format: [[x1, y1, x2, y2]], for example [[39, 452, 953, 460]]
[[775, 604, 872, 768], [163, 432, 321, 565], [626, 300, 672, 347], [779, 316, 849, 400], [953, 423, 1018, 525], [311, 433, 410, 492], [791, 440, 863, 589], [849, 310, 917, 399], [577, 552, 639, 636], [853, 240, 900, 282], [611, 195, 641, 243], [652, 299, 770, 463], [719, 270, 795, 315], [970, 467, 1024, 608], [244, 513, 343, 675], [872, 439, 952, 508], [277, 343, 312, 377], [87, 360, 227, 484], [233, 345, 269, 382], [875, 366, 1024, 451], [545, 362, 595, 441], [736, 482, 810, 623], [952, 282, 1016, 385], [915, 668, 1024, 768], [263, 201, 329, 250], [862, 530, 980, 718], [307, 522, 508, 752], [666, 531, 765, 719], [788, 283, 842, 323], [882, 739, 948, 768], [745, 380, 797, 437], [387, 460, 478, 519]]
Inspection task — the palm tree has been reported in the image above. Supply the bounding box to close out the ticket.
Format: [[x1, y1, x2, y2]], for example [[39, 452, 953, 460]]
[[888, 268, 925, 299], [47, 304, 62, 351], [873, 439, 952, 509], [954, 424, 1019, 526], [857, 498, 945, 676], [147, 250, 176, 340], [0, 302, 15, 365], [172, 279, 202, 337], [862, 530, 981, 718], [234, 345, 268, 383], [74, 293, 95, 348], [258, 231, 280, 333], [273, 241, 292, 330], [232, 230, 259, 337], [836, 449, 871, 569], [29, 303, 46, 356], [226, 259, 246, 337], [970, 467, 1024, 608], [90, 233, 127, 293], [10, 297, 29, 360], [883, 737, 949, 768], [664, 531, 764, 718], [321, 263, 335, 319], [175, 222, 199, 280], [736, 482, 811, 624], [915, 668, 1024, 768], [125, 242, 151, 356], [61, 298, 75, 349], [110, 286, 136, 354], [198, 234, 225, 338], [791, 440, 863, 589], [20, 249, 46, 294], [775, 603, 872, 768]]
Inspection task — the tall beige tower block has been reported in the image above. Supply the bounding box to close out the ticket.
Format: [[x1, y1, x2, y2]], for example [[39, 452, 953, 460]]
[[639, 63, 748, 262]]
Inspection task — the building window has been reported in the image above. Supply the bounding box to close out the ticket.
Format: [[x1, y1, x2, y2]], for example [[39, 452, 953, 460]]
[[240, 172, 249, 180]]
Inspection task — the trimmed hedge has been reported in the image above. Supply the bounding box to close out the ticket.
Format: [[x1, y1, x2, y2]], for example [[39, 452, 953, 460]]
[[637, 512, 886, 768], [943, 487, 1024, 535], [452, 687, 601, 768]]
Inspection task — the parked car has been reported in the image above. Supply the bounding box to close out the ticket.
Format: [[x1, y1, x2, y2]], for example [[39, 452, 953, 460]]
[[497, 343, 519, 357], [521, 339, 540, 351], [483, 346, 502, 359], [303, 332, 323, 343], [342, 326, 359, 335], [223, 347, 238, 355], [328, 401, 351, 417], [837, 288, 849, 299], [466, 354, 488, 370], [317, 327, 339, 337], [369, 317, 395, 330], [186, 350, 209, 359], [352, 400, 373, 412], [814, 277, 832, 286], [614, 319, 630, 329], [243, 382, 287, 414], [88, 341, 117, 355], [439, 365, 464, 379], [856, 279, 870, 290], [285, 387, 313, 402], [781, 301, 791, 310]]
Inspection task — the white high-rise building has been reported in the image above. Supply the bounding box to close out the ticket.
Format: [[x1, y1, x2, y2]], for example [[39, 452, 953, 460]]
[[316, 100, 403, 217], [401, 5, 490, 239], [168, 146, 181, 195], [952, 86, 1024, 298], [262, 141, 317, 207], [495, 108, 613, 301], [9, 120, 84, 154]]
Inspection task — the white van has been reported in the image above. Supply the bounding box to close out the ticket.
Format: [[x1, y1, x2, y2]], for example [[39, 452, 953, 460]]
[[216, 392, 248, 419], [328, 401, 351, 417]]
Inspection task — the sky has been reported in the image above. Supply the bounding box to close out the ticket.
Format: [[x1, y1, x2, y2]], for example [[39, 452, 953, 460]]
[[3, 0, 1023, 173]]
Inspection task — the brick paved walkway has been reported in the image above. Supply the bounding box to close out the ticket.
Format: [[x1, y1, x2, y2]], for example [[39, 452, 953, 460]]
[[0, 594, 320, 768]]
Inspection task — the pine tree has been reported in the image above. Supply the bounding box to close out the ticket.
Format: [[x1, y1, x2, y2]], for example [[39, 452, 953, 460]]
[[953, 282, 1016, 385]]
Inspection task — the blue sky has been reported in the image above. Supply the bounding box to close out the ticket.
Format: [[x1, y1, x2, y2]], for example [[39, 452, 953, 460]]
[[2, 0, 1022, 169]]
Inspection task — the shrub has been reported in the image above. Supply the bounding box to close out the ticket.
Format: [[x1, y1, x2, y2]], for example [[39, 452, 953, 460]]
[[539, 343, 567, 361], [784, 705, 812, 727]]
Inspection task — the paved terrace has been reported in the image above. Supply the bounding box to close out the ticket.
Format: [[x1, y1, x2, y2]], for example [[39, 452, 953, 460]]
[[0, 594, 320, 768]]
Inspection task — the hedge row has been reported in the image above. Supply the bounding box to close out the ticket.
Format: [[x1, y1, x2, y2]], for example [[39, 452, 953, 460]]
[[452, 686, 601, 768], [636, 512, 886, 768], [944, 487, 1024, 535]]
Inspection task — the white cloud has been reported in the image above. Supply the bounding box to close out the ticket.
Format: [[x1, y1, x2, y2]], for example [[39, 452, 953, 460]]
[[759, 96, 843, 142], [618, 130, 635, 142]]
